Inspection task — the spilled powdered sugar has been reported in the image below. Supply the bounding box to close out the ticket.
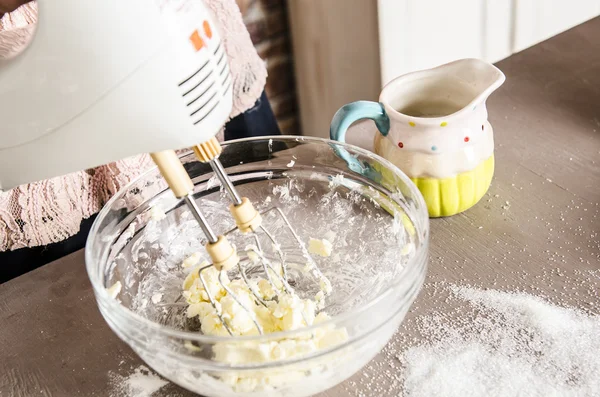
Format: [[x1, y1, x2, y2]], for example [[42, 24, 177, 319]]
[[345, 282, 600, 397], [109, 365, 169, 397], [401, 285, 600, 397]]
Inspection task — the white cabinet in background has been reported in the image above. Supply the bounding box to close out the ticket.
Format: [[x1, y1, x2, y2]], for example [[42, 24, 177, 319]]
[[512, 0, 600, 52], [378, 0, 600, 84], [288, 0, 600, 138]]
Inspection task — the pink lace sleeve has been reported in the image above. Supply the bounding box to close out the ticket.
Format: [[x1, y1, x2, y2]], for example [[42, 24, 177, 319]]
[[0, 0, 267, 252], [204, 0, 267, 118], [0, 2, 36, 30]]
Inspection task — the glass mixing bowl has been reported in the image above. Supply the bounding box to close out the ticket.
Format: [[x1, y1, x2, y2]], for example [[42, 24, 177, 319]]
[[86, 136, 429, 397]]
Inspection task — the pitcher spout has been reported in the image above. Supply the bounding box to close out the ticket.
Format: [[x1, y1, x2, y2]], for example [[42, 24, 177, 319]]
[[441, 58, 506, 105], [380, 58, 505, 120]]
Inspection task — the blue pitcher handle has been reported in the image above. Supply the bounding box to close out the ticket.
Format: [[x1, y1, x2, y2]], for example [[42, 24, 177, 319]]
[[329, 101, 390, 177], [330, 101, 390, 142]]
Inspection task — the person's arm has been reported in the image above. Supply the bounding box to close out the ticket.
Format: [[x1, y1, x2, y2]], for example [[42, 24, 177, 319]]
[[235, 0, 249, 15]]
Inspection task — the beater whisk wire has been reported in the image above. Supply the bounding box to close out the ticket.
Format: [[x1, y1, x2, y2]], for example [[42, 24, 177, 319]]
[[185, 138, 332, 333]]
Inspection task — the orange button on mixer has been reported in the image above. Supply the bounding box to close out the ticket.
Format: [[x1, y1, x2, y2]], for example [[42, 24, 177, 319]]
[[189, 29, 205, 51], [203, 20, 212, 39]]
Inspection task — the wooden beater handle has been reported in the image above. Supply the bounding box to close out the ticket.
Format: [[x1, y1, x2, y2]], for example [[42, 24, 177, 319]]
[[150, 150, 194, 198]]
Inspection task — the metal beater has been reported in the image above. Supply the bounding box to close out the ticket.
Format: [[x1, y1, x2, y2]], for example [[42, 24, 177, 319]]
[[0, 0, 326, 336], [151, 138, 329, 336]]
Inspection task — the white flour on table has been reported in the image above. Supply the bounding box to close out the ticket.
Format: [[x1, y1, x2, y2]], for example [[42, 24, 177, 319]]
[[400, 285, 600, 397], [345, 283, 600, 397], [109, 365, 169, 397]]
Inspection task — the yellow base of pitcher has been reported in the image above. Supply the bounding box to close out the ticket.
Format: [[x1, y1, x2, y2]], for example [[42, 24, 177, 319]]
[[411, 155, 494, 218]]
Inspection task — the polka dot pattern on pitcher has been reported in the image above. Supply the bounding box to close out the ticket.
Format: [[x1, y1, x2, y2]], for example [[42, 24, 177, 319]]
[[394, 119, 489, 154]]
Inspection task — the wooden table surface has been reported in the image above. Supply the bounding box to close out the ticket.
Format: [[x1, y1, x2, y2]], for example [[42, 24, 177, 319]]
[[2, 18, 600, 397]]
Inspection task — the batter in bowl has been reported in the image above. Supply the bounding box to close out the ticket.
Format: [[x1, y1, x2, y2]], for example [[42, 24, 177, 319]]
[[180, 248, 349, 392]]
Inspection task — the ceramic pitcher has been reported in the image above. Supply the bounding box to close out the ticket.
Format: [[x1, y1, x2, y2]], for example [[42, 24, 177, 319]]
[[330, 58, 505, 217]]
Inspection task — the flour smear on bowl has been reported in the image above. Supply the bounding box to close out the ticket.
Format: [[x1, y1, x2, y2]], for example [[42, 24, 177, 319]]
[[346, 283, 600, 397]]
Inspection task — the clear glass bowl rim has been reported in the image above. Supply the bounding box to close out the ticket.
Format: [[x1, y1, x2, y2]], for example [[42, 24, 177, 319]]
[[85, 135, 429, 344]]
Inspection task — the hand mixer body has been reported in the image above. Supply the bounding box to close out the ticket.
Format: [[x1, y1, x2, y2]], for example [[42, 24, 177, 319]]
[[0, 0, 232, 190], [0, 0, 330, 337]]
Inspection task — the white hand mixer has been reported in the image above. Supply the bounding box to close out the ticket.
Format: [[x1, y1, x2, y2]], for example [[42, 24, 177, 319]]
[[0, 0, 328, 335]]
